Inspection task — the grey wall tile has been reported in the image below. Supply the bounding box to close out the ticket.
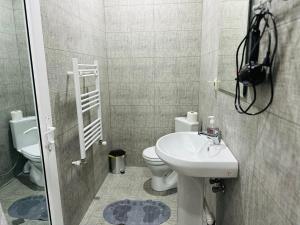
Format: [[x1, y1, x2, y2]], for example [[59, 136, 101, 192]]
[[128, 5, 154, 31], [110, 105, 155, 128], [154, 4, 180, 31], [0, 59, 21, 84], [155, 82, 199, 106], [154, 31, 180, 57], [217, 168, 253, 225], [154, 57, 200, 82], [109, 82, 155, 105], [40, 0, 112, 224], [105, 1, 202, 166], [178, 30, 202, 56], [12, 0, 22, 10], [104, 0, 154, 6], [106, 32, 132, 58], [245, 176, 293, 225], [0, 0, 12, 9], [108, 58, 132, 82], [199, 1, 300, 225], [220, 0, 249, 30], [0, 6, 15, 34], [0, 33, 18, 59], [154, 0, 202, 4], [131, 57, 154, 82], [104, 0, 128, 7], [128, 0, 154, 5], [200, 0, 220, 55], [111, 126, 155, 166], [105, 6, 130, 32], [0, 2, 32, 187], [131, 32, 154, 57], [254, 113, 300, 224], [155, 31, 202, 57], [177, 3, 202, 31]]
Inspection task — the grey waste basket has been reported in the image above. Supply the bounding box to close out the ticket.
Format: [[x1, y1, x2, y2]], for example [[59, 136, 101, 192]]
[[108, 149, 126, 174]]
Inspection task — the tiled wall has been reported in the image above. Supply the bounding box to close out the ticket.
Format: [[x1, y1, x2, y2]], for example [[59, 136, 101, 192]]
[[218, 0, 249, 92], [39, 0, 111, 224], [200, 1, 300, 225], [13, 0, 35, 115], [105, 0, 202, 166], [0, 0, 33, 187]]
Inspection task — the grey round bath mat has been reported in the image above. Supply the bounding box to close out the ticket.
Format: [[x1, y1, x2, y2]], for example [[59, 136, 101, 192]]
[[103, 199, 171, 225], [8, 195, 48, 221]]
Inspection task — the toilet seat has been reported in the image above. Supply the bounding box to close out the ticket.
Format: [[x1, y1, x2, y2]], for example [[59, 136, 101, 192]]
[[21, 144, 41, 162], [143, 146, 177, 191], [143, 146, 162, 162]]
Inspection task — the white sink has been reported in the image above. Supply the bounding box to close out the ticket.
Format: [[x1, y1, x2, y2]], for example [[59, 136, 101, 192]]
[[155, 132, 239, 225], [156, 132, 238, 178]]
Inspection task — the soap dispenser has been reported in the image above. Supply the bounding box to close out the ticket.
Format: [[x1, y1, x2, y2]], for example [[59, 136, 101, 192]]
[[207, 116, 218, 134]]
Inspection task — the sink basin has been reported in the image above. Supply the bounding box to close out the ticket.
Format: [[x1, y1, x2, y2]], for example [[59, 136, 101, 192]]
[[156, 132, 238, 178], [156, 132, 239, 225], [156, 132, 238, 225]]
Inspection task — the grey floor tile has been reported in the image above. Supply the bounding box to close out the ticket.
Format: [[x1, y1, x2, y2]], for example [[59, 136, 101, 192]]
[[0, 175, 49, 225], [80, 167, 177, 225]]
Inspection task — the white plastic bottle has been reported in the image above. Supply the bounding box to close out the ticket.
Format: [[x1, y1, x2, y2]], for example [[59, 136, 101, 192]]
[[207, 116, 218, 134]]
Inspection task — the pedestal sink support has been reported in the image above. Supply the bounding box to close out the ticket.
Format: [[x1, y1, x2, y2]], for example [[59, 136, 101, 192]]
[[177, 175, 205, 225]]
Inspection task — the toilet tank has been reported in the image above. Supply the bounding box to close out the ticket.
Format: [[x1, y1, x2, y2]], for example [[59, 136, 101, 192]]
[[175, 117, 199, 132], [9, 116, 38, 150]]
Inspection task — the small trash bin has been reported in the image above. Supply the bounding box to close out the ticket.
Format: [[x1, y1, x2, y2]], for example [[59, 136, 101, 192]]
[[108, 149, 126, 174]]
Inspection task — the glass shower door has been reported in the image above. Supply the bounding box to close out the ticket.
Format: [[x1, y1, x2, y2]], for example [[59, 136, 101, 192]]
[[0, 0, 50, 224]]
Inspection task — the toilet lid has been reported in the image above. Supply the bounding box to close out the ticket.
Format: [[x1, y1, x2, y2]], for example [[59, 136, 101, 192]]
[[21, 144, 41, 159], [143, 146, 161, 161]]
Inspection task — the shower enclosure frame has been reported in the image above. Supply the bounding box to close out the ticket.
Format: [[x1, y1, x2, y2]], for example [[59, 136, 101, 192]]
[[23, 0, 64, 224]]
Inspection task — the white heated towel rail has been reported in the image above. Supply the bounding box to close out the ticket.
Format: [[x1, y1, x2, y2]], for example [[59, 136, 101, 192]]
[[68, 58, 106, 165]]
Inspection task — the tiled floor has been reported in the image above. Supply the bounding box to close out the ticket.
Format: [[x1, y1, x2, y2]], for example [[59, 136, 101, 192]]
[[80, 167, 177, 225], [0, 174, 49, 225]]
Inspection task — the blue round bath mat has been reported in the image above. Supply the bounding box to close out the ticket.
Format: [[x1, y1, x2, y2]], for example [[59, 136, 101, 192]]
[[103, 199, 171, 225], [8, 195, 48, 221]]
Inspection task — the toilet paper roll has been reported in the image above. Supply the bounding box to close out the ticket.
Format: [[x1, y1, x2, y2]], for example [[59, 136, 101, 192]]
[[11, 110, 23, 121], [187, 111, 198, 123]]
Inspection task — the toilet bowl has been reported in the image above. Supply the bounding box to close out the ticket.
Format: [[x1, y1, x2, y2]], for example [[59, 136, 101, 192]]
[[142, 116, 199, 192], [10, 116, 44, 187], [143, 146, 177, 192], [21, 144, 44, 187]]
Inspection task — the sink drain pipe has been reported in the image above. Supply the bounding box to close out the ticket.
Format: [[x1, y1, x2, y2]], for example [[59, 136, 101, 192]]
[[204, 200, 215, 225]]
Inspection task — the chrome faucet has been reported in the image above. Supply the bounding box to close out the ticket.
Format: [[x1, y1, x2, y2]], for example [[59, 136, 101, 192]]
[[198, 129, 222, 145]]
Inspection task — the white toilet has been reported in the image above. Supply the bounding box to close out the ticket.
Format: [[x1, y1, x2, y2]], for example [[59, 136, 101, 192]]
[[143, 117, 199, 192], [10, 116, 44, 187]]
